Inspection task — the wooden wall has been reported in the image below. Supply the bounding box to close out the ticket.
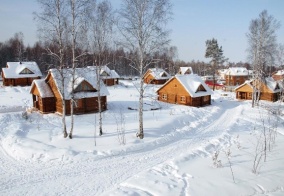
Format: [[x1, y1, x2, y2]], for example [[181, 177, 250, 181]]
[[157, 77, 211, 107], [235, 82, 279, 102], [3, 77, 40, 86], [225, 75, 248, 86]]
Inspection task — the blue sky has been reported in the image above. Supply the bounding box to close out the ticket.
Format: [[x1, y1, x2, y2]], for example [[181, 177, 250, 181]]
[[0, 0, 284, 63]]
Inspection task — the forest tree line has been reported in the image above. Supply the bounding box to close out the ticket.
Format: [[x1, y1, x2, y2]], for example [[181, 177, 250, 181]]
[[1, 32, 269, 77]]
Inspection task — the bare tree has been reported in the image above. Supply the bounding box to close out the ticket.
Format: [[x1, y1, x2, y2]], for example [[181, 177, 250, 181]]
[[246, 10, 280, 107], [34, 0, 69, 138], [117, 0, 172, 139], [68, 0, 94, 139], [91, 0, 113, 136]]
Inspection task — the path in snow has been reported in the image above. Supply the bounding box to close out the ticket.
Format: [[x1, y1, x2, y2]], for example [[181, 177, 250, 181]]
[[0, 101, 245, 195]]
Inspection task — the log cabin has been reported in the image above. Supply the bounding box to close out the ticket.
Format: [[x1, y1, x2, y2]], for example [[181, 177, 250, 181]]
[[157, 74, 213, 107], [143, 68, 171, 85], [88, 65, 120, 86], [30, 67, 109, 115], [225, 67, 249, 86], [272, 70, 284, 81], [1, 62, 42, 86], [177, 67, 193, 75], [235, 77, 281, 102]]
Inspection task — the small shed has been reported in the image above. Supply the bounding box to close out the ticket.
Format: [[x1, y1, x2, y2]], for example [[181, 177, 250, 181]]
[[143, 68, 171, 84], [1, 62, 42, 86], [235, 77, 281, 102], [30, 67, 109, 115], [157, 74, 213, 107]]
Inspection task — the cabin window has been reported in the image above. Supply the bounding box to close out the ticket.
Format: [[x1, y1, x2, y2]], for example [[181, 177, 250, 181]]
[[162, 94, 167, 100], [180, 96, 186, 103], [20, 68, 34, 74], [101, 71, 109, 76], [196, 85, 206, 92], [174, 84, 177, 88], [74, 81, 97, 92], [161, 72, 167, 77], [248, 93, 252, 97]]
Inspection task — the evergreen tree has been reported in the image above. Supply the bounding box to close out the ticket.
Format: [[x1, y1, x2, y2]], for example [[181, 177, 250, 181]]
[[205, 38, 226, 91]]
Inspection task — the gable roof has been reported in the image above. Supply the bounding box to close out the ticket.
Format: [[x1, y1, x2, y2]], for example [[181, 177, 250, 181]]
[[178, 67, 193, 75], [158, 74, 213, 98], [226, 67, 249, 76], [30, 79, 55, 98], [147, 68, 171, 80], [87, 65, 120, 79], [235, 77, 281, 93], [273, 69, 284, 76], [2, 62, 42, 78], [48, 67, 109, 100]]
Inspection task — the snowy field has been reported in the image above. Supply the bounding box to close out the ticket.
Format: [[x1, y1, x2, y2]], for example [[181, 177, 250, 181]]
[[0, 80, 284, 196]]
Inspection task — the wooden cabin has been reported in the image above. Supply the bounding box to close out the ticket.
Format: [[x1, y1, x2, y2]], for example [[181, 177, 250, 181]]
[[88, 65, 120, 86], [143, 68, 171, 84], [225, 67, 249, 86], [1, 62, 42, 86], [100, 66, 120, 86], [235, 77, 281, 102], [177, 67, 193, 75], [30, 67, 109, 115], [157, 74, 213, 107], [272, 70, 284, 81]]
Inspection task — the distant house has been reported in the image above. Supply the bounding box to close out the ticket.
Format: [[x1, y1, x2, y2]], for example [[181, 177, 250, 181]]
[[272, 70, 284, 81], [157, 74, 213, 107], [143, 68, 171, 84], [88, 65, 120, 86], [30, 67, 109, 115], [235, 77, 281, 102], [1, 62, 42, 86], [177, 67, 193, 75], [225, 67, 249, 86]]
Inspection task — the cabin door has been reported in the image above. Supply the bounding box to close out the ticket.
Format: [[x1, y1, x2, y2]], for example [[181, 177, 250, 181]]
[[240, 92, 246, 99]]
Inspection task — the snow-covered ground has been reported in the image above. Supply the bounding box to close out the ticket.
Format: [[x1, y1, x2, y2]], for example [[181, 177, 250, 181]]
[[0, 80, 284, 196]]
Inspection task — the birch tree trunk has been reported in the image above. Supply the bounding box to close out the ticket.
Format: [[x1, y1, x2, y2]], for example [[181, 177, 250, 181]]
[[34, 0, 68, 137], [117, 0, 172, 139]]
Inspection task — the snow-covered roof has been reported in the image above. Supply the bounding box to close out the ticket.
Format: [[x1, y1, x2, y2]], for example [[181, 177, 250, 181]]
[[30, 79, 54, 98], [179, 67, 193, 75], [160, 74, 212, 98], [49, 67, 110, 100], [148, 68, 171, 80], [175, 74, 213, 97], [266, 77, 281, 93], [235, 77, 281, 93], [273, 69, 284, 76], [87, 65, 120, 79], [2, 62, 42, 78], [226, 67, 249, 76]]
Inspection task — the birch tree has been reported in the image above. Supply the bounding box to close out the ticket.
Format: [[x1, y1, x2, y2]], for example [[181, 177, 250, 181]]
[[34, 0, 69, 138], [246, 10, 280, 107], [91, 0, 113, 136], [205, 38, 226, 91], [117, 0, 172, 139], [68, 0, 94, 139]]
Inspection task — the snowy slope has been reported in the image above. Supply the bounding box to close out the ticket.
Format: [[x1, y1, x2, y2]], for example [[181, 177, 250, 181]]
[[0, 80, 283, 196]]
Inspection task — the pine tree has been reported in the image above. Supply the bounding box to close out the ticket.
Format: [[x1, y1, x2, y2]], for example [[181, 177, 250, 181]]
[[205, 38, 226, 91]]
